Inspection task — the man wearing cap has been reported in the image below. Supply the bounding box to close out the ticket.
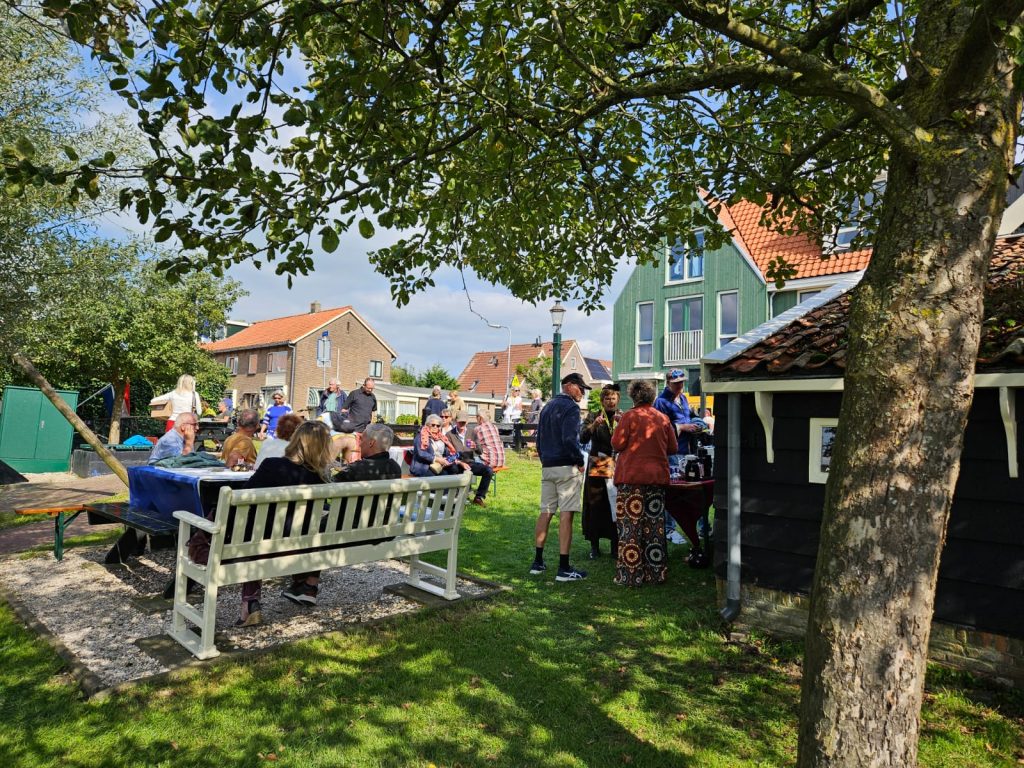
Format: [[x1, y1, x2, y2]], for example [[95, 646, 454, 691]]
[[530, 372, 591, 581], [654, 369, 705, 562]]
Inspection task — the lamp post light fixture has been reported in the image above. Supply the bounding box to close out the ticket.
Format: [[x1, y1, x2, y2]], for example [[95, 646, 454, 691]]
[[549, 300, 566, 399]]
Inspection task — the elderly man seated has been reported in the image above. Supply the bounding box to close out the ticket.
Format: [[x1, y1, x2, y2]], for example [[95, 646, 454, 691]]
[[447, 411, 495, 507], [149, 413, 198, 464]]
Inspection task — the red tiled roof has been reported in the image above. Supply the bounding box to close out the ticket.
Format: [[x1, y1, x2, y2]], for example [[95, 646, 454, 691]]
[[709, 197, 871, 280], [203, 306, 354, 352], [457, 341, 577, 396], [711, 237, 1024, 378]]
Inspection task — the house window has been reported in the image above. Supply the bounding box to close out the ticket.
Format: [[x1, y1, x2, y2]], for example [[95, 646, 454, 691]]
[[570, 357, 577, 370], [267, 351, 288, 373], [808, 418, 839, 483], [829, 180, 884, 252], [717, 291, 738, 347], [369, 360, 383, 379], [247, 354, 258, 374], [798, 289, 821, 302], [225, 356, 239, 375], [667, 297, 703, 333], [636, 302, 654, 366], [667, 230, 705, 282]]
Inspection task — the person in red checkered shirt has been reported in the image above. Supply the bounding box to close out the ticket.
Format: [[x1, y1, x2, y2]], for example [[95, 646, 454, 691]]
[[472, 413, 505, 469]]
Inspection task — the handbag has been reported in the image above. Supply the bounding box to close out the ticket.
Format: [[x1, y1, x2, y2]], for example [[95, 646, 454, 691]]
[[588, 455, 615, 478], [429, 459, 446, 475]]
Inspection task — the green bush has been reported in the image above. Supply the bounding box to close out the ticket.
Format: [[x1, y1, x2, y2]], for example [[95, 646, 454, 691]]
[[395, 414, 419, 425]]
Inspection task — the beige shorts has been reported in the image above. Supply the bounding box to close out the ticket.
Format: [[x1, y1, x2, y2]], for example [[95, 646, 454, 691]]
[[540, 465, 584, 514]]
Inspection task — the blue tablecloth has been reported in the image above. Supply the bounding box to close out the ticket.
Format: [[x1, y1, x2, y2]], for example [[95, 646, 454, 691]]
[[127, 466, 252, 522]]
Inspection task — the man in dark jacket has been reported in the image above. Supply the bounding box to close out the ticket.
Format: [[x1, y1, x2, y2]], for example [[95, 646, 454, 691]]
[[317, 378, 347, 417], [282, 423, 402, 606], [333, 378, 379, 463], [530, 372, 591, 581]]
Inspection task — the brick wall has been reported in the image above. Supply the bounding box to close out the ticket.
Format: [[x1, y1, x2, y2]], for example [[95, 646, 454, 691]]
[[717, 579, 1024, 688]]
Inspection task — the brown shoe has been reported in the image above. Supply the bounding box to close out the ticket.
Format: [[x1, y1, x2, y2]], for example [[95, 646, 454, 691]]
[[472, 497, 486, 507]]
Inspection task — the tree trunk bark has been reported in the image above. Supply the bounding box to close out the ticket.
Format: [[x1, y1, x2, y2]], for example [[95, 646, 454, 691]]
[[11, 352, 129, 487], [107, 378, 127, 445], [796, 10, 1022, 765]]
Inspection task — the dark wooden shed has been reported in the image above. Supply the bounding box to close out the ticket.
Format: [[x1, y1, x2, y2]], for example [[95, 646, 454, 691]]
[[702, 237, 1024, 680]]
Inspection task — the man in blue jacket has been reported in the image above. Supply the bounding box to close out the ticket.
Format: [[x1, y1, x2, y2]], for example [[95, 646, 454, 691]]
[[530, 372, 591, 581], [654, 368, 701, 545]]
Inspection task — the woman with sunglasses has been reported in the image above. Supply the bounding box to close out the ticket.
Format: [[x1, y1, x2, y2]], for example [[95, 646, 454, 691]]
[[258, 389, 293, 439], [410, 414, 468, 477]]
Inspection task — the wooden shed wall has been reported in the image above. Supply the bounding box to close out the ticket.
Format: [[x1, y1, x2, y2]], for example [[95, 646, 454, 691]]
[[712, 388, 1024, 638]]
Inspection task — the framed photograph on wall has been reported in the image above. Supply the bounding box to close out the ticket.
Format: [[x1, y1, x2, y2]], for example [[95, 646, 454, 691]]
[[808, 418, 839, 484]]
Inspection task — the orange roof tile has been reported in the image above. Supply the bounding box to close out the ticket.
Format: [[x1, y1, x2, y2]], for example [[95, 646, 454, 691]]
[[457, 341, 577, 397], [708, 197, 871, 280], [203, 306, 354, 352], [710, 237, 1024, 378]]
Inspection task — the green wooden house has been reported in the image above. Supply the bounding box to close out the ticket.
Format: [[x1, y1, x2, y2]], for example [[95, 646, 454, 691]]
[[612, 197, 872, 391]]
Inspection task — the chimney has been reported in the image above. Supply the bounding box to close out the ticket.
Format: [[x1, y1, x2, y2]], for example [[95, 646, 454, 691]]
[[310, 301, 321, 313]]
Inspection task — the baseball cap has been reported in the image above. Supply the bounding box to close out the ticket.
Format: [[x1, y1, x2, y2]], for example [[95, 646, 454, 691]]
[[668, 368, 687, 383], [561, 372, 592, 390]]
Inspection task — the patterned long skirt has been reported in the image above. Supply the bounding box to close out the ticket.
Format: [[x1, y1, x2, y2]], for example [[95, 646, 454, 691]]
[[615, 484, 667, 587]]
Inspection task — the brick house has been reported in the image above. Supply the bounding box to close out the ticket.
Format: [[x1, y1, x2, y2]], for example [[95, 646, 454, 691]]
[[203, 303, 397, 415], [456, 340, 611, 398]]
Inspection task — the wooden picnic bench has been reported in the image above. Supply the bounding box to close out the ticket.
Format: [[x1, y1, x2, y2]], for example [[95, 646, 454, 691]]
[[14, 502, 175, 561], [169, 473, 473, 659]]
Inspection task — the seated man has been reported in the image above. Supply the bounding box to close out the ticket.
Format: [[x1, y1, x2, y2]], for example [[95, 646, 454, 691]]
[[332, 378, 378, 463], [448, 411, 494, 507], [149, 413, 198, 464], [221, 408, 260, 468], [473, 412, 506, 470], [282, 424, 402, 607]]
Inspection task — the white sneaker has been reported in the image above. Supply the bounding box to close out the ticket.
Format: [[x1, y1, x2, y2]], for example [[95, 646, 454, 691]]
[[668, 531, 687, 545]]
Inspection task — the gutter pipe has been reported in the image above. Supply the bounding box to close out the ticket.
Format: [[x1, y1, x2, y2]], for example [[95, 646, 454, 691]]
[[720, 391, 742, 623]]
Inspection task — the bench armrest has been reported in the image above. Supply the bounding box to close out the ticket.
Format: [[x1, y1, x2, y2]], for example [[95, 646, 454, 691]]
[[172, 510, 221, 534]]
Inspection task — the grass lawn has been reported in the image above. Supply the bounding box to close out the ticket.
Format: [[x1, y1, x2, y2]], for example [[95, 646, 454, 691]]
[[0, 453, 1021, 767]]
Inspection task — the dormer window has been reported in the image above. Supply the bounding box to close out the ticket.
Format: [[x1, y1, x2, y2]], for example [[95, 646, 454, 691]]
[[470, 379, 479, 391], [828, 178, 885, 253], [489, 355, 499, 366], [667, 230, 705, 283]]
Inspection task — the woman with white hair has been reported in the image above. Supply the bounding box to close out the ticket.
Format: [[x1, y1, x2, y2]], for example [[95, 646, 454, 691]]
[[150, 374, 201, 432]]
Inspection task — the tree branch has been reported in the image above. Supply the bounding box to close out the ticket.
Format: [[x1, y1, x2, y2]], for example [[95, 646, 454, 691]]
[[666, 0, 932, 155], [797, 0, 887, 52], [937, 0, 1024, 106]]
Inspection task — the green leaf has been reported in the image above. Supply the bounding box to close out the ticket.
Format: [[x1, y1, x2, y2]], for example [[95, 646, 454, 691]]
[[109, 78, 129, 91], [321, 225, 340, 253], [358, 218, 375, 239], [5, 182, 24, 198], [14, 137, 35, 160], [63, 146, 79, 162]]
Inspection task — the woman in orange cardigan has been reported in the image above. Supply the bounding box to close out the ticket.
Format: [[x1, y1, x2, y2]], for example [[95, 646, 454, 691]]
[[610, 379, 678, 586]]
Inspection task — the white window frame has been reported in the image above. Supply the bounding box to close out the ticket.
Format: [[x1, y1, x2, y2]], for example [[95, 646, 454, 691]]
[[666, 230, 705, 284], [717, 290, 739, 348], [570, 356, 577, 370], [808, 418, 839, 484], [635, 301, 654, 367], [798, 288, 822, 302], [225, 356, 239, 375], [666, 296, 704, 334], [369, 360, 383, 379], [267, 350, 287, 373], [247, 354, 258, 375]]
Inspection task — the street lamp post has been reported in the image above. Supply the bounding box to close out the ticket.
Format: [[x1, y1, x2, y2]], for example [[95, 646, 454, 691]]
[[549, 300, 566, 399]]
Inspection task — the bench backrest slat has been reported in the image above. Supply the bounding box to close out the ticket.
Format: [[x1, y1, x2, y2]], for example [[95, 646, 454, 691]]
[[212, 475, 472, 562]]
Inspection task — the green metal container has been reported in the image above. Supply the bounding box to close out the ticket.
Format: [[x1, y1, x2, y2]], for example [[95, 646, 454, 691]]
[[0, 386, 79, 473]]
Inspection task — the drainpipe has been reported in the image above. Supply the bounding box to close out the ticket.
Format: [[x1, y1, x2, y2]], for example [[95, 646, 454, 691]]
[[720, 391, 742, 623], [288, 343, 297, 412]]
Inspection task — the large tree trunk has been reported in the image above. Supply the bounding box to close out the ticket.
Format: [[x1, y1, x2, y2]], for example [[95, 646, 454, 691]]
[[11, 352, 128, 487], [107, 377, 128, 445], [796, 8, 1022, 766]]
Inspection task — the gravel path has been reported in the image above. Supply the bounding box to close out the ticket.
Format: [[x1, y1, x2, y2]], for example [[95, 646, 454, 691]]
[[0, 546, 491, 690]]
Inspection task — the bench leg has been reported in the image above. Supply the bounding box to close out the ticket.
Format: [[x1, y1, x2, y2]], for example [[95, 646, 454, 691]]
[[53, 511, 81, 561], [405, 550, 460, 601]]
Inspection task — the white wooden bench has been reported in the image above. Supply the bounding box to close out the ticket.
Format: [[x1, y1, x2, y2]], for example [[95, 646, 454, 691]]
[[169, 473, 472, 659]]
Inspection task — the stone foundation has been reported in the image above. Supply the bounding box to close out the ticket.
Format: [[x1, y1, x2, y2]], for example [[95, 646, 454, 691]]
[[718, 579, 1024, 687]]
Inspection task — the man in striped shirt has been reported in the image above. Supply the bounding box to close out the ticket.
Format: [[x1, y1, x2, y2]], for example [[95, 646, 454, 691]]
[[473, 413, 505, 469]]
